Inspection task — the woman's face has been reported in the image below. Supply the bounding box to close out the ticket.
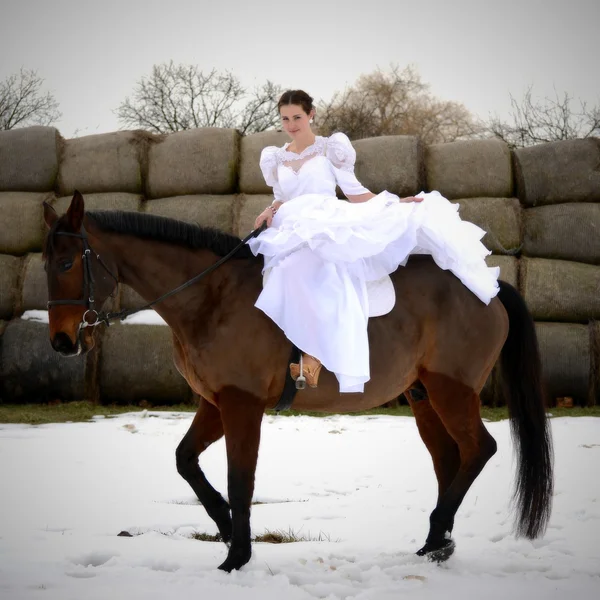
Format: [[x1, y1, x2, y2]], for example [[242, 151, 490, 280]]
[[280, 104, 314, 139]]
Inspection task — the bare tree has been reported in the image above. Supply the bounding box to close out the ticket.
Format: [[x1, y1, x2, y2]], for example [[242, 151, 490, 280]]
[[116, 62, 282, 135], [0, 69, 61, 130], [318, 65, 478, 143], [484, 86, 600, 148]]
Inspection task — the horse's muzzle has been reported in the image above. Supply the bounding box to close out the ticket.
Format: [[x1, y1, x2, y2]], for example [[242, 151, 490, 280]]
[[51, 332, 82, 357]]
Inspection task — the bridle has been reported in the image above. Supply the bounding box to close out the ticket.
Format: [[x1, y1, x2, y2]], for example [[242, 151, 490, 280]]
[[47, 221, 268, 328], [47, 228, 120, 328]]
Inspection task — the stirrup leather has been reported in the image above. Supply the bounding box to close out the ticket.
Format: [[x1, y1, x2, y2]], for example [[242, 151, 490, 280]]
[[290, 354, 322, 389]]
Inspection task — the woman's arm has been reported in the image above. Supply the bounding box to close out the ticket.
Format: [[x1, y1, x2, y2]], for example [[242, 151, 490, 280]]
[[347, 192, 423, 203]]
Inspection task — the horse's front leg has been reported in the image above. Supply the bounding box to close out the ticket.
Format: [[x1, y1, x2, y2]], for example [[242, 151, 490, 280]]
[[175, 396, 232, 542], [217, 386, 265, 572]]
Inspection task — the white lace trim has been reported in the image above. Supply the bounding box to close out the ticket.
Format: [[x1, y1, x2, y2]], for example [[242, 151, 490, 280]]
[[279, 136, 326, 162]]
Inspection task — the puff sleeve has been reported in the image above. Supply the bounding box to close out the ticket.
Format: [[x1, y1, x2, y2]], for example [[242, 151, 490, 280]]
[[259, 146, 285, 202], [326, 133, 370, 197]]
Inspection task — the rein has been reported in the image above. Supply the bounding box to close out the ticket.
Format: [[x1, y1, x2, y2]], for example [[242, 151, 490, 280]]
[[48, 221, 268, 328]]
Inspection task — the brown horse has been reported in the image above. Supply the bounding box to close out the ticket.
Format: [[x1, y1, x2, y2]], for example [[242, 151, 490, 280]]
[[43, 192, 553, 572]]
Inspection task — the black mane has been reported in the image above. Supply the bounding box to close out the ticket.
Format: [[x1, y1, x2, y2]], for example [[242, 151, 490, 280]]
[[86, 210, 255, 259]]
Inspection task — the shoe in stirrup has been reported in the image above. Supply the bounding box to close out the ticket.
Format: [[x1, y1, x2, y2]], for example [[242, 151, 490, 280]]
[[290, 354, 322, 389]]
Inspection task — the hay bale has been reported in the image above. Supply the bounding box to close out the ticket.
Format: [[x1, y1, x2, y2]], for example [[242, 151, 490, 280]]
[[535, 322, 590, 404], [521, 257, 600, 322], [147, 128, 240, 198], [0, 255, 22, 319], [486, 255, 518, 288], [425, 139, 512, 200], [353, 136, 423, 197], [58, 131, 144, 195], [21, 254, 47, 311], [0, 126, 59, 192], [239, 131, 290, 194], [52, 192, 143, 215], [514, 138, 600, 206], [454, 198, 522, 255], [0, 192, 47, 254], [100, 323, 190, 404], [235, 194, 276, 237], [144, 195, 236, 233], [590, 321, 600, 407], [0, 319, 87, 402], [523, 203, 600, 265]]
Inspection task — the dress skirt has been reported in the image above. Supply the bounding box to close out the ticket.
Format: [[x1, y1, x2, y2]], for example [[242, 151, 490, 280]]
[[248, 190, 500, 393]]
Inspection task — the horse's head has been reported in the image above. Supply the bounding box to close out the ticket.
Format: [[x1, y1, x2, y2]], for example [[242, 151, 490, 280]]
[[43, 191, 118, 356]]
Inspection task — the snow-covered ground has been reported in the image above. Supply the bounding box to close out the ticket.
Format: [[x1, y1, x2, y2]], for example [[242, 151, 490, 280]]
[[0, 411, 598, 599]]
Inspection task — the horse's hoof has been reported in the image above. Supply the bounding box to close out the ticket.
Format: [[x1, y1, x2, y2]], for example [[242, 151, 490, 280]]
[[416, 538, 455, 563], [218, 547, 251, 572]]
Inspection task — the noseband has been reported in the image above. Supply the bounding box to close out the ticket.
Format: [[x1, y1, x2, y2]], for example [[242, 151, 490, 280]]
[[47, 227, 119, 328]]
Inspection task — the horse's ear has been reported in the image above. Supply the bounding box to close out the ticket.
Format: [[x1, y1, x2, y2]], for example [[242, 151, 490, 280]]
[[43, 201, 58, 229], [66, 190, 85, 231]]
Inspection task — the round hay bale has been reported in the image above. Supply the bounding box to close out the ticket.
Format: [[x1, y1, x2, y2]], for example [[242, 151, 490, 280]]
[[239, 131, 290, 194], [523, 203, 600, 265], [353, 136, 423, 197], [453, 198, 522, 255], [0, 319, 87, 402], [514, 138, 600, 206], [99, 323, 190, 404], [235, 194, 275, 237], [147, 128, 240, 198], [0, 192, 48, 254], [58, 132, 143, 195], [485, 255, 518, 288], [0, 126, 59, 192], [535, 322, 590, 404], [21, 254, 47, 312], [144, 195, 236, 233], [590, 321, 600, 407], [521, 257, 600, 322], [0, 254, 22, 319], [425, 139, 512, 200], [52, 192, 143, 215]]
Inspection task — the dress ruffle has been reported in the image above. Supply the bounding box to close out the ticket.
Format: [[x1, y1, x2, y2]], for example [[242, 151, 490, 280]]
[[248, 191, 499, 306]]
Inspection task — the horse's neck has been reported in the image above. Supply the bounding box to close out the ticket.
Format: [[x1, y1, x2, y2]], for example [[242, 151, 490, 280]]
[[102, 232, 220, 314]]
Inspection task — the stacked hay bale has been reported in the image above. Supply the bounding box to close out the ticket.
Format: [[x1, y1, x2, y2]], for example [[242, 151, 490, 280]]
[[0, 125, 598, 407], [514, 139, 600, 406]]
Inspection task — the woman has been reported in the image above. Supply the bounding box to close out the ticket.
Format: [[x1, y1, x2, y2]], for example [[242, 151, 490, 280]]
[[248, 90, 499, 393]]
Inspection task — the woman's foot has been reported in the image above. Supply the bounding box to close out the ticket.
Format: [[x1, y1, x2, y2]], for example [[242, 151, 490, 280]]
[[290, 354, 322, 388]]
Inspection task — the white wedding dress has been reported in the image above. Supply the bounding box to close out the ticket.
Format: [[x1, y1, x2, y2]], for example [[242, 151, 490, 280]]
[[247, 133, 500, 393]]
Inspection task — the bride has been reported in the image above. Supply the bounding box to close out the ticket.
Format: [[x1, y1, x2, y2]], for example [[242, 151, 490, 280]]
[[248, 89, 499, 393]]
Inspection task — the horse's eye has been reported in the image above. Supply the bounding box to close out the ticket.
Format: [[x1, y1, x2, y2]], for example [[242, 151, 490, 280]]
[[59, 259, 73, 272]]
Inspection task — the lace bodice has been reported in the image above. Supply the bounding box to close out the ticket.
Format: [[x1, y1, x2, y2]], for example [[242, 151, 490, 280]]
[[259, 133, 370, 202]]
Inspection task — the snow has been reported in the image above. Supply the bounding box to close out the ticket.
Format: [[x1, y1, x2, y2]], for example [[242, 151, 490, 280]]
[[0, 412, 598, 599], [21, 310, 167, 326]]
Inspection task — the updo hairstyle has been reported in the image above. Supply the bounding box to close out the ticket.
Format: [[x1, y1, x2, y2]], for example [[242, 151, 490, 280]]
[[277, 90, 314, 116]]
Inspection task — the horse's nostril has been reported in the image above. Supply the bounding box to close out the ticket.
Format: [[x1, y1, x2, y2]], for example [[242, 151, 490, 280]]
[[51, 332, 77, 355]]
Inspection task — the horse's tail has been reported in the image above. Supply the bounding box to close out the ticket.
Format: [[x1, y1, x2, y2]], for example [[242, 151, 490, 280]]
[[497, 280, 554, 539]]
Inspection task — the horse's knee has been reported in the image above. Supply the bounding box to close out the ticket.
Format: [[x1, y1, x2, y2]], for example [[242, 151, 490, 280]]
[[175, 439, 197, 478]]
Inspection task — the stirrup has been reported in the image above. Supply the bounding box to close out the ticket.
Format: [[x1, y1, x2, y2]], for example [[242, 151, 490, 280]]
[[290, 354, 322, 389]]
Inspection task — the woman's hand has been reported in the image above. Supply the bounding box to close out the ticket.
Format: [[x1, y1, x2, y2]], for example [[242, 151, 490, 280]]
[[254, 207, 275, 230], [399, 196, 424, 203]]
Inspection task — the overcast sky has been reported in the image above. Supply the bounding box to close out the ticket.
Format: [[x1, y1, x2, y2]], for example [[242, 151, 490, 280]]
[[1, 0, 598, 138]]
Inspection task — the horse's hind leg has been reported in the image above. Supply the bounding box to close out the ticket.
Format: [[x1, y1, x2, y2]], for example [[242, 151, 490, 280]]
[[217, 386, 265, 572], [175, 396, 232, 543], [405, 384, 461, 533], [418, 371, 497, 561]]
